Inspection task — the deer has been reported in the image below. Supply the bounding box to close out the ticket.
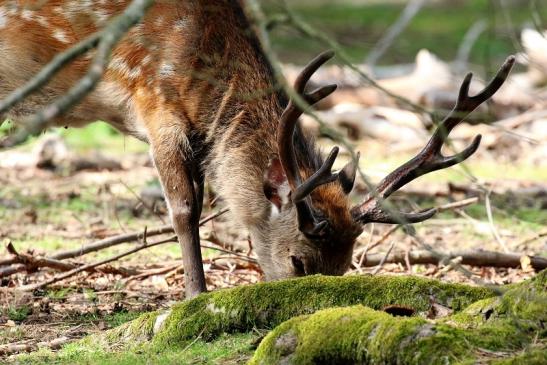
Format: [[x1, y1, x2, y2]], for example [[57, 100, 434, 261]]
[[0, 1, 514, 298]]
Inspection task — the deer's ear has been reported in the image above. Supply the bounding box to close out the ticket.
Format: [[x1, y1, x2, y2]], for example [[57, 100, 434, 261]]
[[263, 158, 290, 211]]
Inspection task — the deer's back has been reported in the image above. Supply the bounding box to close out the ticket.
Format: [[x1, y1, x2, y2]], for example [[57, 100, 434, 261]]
[[0, 0, 275, 145]]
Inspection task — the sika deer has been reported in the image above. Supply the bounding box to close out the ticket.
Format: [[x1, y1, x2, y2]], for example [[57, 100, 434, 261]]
[[0, 1, 514, 298]]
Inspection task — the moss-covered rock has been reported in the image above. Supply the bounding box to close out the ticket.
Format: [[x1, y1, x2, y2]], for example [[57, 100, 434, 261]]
[[250, 271, 547, 364]]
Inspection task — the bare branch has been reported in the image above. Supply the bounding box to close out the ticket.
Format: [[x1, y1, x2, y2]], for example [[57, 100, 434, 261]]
[[356, 249, 547, 270], [365, 0, 426, 67], [0, 209, 228, 268], [17, 236, 175, 292], [0, 33, 101, 117]]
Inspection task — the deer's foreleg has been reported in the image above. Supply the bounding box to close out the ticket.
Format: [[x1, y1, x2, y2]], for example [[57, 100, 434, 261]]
[[149, 134, 206, 299]]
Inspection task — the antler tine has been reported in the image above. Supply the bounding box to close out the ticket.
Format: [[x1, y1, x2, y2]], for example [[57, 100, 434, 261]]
[[429, 55, 516, 152], [293, 146, 340, 203], [294, 50, 336, 93], [338, 152, 360, 194], [277, 50, 336, 191], [277, 50, 341, 238], [351, 56, 515, 225]]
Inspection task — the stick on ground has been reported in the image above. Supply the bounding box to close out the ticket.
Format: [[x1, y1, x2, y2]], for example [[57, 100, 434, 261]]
[[358, 249, 547, 270]]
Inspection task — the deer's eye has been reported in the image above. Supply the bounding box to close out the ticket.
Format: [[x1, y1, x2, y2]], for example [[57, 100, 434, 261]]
[[291, 256, 306, 276]]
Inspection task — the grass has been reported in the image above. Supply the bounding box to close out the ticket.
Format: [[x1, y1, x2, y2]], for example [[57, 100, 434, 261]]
[[0, 121, 147, 155], [265, 0, 547, 65], [14, 332, 257, 365], [6, 305, 32, 322], [60, 123, 147, 155]]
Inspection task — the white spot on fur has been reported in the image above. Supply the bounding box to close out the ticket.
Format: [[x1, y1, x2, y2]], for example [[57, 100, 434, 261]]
[[0, 8, 7, 28], [35, 15, 49, 27], [53, 29, 70, 43], [127, 66, 142, 80], [270, 204, 280, 218], [109, 57, 131, 77], [21, 9, 33, 21], [159, 62, 175, 77], [174, 18, 189, 31], [142, 54, 153, 66], [153, 311, 171, 334]]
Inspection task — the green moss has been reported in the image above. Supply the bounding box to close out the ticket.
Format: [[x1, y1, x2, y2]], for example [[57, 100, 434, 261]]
[[251, 299, 544, 365], [151, 274, 494, 349], [251, 271, 547, 364], [251, 306, 469, 364], [105, 311, 159, 346], [14, 272, 546, 364]]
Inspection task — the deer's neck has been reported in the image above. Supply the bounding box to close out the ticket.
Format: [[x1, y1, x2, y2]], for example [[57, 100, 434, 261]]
[[175, 1, 321, 231]]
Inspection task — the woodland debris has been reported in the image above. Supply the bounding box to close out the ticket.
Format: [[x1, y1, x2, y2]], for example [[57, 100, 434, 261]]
[[0, 208, 229, 269], [17, 235, 177, 292], [0, 336, 71, 356], [0, 242, 139, 278], [360, 249, 547, 271]]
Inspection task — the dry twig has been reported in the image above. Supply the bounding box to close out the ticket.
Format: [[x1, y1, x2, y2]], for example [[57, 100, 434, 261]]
[[0, 208, 228, 268], [18, 236, 175, 292], [358, 249, 547, 270], [0, 336, 71, 356], [371, 240, 397, 275]]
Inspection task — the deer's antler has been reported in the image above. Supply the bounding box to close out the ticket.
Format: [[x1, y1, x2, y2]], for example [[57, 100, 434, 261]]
[[278, 50, 346, 238], [351, 55, 515, 224]]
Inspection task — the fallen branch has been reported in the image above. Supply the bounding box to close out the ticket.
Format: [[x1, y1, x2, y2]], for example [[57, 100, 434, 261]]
[[0, 243, 138, 278], [371, 240, 397, 275], [354, 197, 479, 267], [17, 236, 175, 292], [359, 249, 547, 270], [356, 225, 400, 267], [0, 336, 71, 356], [435, 197, 479, 212], [122, 263, 182, 284], [201, 243, 258, 263], [0, 208, 229, 268], [16, 234, 257, 291]]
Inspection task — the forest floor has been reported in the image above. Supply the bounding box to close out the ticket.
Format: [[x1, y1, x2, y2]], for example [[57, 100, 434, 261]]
[[0, 120, 545, 363], [0, 1, 546, 362]]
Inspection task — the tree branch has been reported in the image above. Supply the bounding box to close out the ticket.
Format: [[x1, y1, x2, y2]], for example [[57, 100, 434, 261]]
[[359, 249, 547, 270]]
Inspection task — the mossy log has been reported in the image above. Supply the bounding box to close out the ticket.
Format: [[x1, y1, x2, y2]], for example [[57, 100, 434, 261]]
[[251, 271, 546, 364], [104, 273, 496, 350]]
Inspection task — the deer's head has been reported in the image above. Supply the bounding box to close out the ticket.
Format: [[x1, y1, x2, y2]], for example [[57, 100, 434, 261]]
[[255, 51, 514, 281]]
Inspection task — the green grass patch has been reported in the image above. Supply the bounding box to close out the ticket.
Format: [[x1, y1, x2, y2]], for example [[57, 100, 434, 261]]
[[6, 305, 32, 322], [59, 122, 147, 154], [265, 0, 547, 65], [14, 332, 256, 365]]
